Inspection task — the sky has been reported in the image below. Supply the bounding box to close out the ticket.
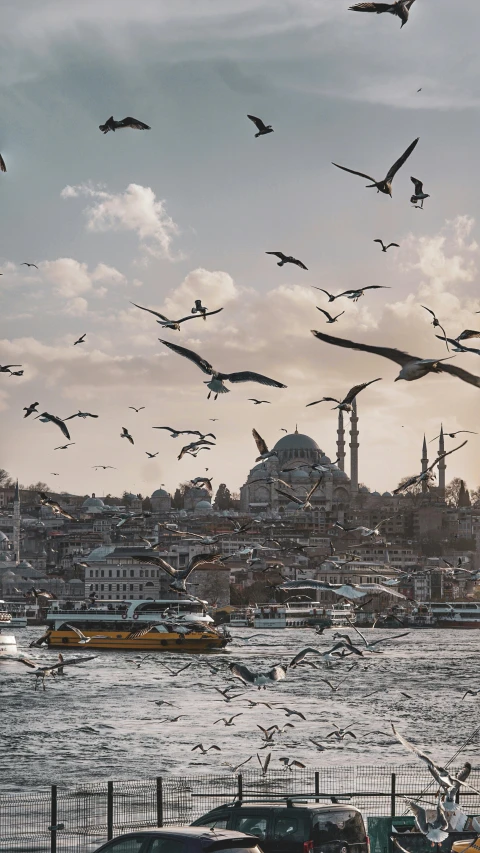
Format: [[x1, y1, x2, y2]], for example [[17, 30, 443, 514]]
[[2, 0, 480, 499]]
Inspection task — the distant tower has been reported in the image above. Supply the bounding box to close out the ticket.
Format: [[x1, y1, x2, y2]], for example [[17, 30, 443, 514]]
[[13, 480, 20, 563], [337, 410, 346, 472], [421, 435, 429, 494], [350, 399, 359, 493], [438, 424, 446, 499]]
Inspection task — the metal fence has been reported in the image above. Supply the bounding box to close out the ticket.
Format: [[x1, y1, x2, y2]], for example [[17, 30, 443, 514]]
[[1, 764, 480, 853]]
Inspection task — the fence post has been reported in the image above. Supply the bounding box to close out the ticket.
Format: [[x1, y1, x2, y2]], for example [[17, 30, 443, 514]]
[[50, 785, 57, 853], [107, 781, 114, 840], [237, 774, 243, 802], [157, 777, 163, 827], [390, 773, 396, 818], [315, 772, 320, 803]]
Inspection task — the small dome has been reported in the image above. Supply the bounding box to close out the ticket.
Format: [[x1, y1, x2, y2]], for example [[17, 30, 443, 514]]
[[125, 492, 138, 500], [333, 468, 349, 480], [291, 468, 310, 480], [382, 491, 393, 497], [195, 500, 212, 509], [319, 455, 332, 465], [151, 488, 169, 498], [82, 495, 105, 509], [359, 485, 370, 493], [273, 432, 320, 452], [372, 491, 381, 497]]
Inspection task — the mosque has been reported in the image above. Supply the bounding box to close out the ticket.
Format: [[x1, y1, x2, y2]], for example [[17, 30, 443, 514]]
[[240, 404, 359, 514]]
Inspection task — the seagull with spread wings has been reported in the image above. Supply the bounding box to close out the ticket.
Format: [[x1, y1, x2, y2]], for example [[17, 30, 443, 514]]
[[35, 412, 71, 440], [20, 262, 38, 269], [73, 334, 86, 346], [99, 116, 150, 133], [317, 308, 345, 324], [20, 654, 97, 690], [247, 115, 274, 137], [23, 402, 39, 418], [422, 306, 448, 349], [54, 443, 75, 450], [411, 177, 430, 208], [64, 410, 98, 420], [266, 252, 308, 270], [229, 662, 287, 690], [311, 330, 480, 388], [38, 492, 76, 521], [393, 440, 468, 493], [121, 427, 134, 445], [131, 301, 223, 330], [436, 335, 480, 355], [275, 478, 324, 511], [374, 239, 400, 252], [430, 429, 477, 442], [306, 378, 381, 412], [159, 339, 286, 400], [129, 406, 145, 413], [178, 439, 216, 460], [146, 452, 159, 459], [279, 579, 406, 601], [252, 428, 279, 462], [92, 465, 117, 470], [332, 137, 419, 196], [134, 552, 224, 594], [1, 364, 22, 373], [349, 1, 416, 29]]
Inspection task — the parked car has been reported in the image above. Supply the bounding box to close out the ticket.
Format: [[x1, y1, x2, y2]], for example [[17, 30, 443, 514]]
[[92, 827, 263, 853], [191, 800, 369, 853]]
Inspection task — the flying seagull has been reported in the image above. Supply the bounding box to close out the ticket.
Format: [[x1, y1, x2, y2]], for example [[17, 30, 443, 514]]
[[129, 406, 145, 413], [0, 154, 6, 172], [411, 177, 430, 208], [38, 492, 76, 521], [131, 301, 224, 330], [403, 800, 449, 845], [20, 262, 39, 269], [134, 552, 224, 595], [229, 662, 287, 690], [348, 1, 416, 28], [23, 402, 39, 418], [54, 443, 75, 450], [306, 378, 381, 412], [192, 744, 221, 754], [332, 137, 419, 196], [252, 428, 278, 462], [9, 370, 24, 377], [35, 412, 71, 440], [393, 440, 468, 494], [159, 339, 286, 400], [121, 427, 134, 445], [146, 452, 159, 458], [190, 477, 213, 492], [257, 753, 272, 775], [20, 654, 97, 690], [99, 116, 151, 133], [92, 465, 117, 469], [214, 714, 243, 727], [247, 115, 274, 137], [392, 724, 478, 799], [64, 411, 98, 420], [279, 579, 406, 601], [73, 334, 86, 346], [317, 308, 345, 324], [266, 252, 308, 270], [249, 399, 271, 405], [422, 306, 448, 349], [338, 286, 390, 302], [153, 426, 215, 438], [178, 439, 216, 461], [430, 429, 477, 442], [191, 300, 208, 318], [275, 478, 324, 511], [311, 330, 480, 388], [456, 329, 480, 342], [0, 364, 22, 373], [435, 335, 480, 355], [66, 624, 108, 644], [374, 239, 400, 252]]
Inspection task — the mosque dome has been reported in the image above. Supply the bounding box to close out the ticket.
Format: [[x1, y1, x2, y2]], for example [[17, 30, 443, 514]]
[[273, 432, 320, 452], [372, 491, 381, 497], [82, 494, 105, 510], [382, 491, 393, 497], [333, 469, 349, 481], [194, 500, 213, 515], [151, 488, 169, 498], [125, 493, 138, 501], [291, 468, 310, 481]]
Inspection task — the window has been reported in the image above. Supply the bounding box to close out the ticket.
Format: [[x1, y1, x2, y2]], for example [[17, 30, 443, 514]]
[[149, 839, 186, 853], [101, 570, 104, 578], [123, 584, 127, 592], [274, 814, 306, 841], [139, 585, 143, 592], [109, 570, 112, 578], [101, 584, 104, 591], [130, 569, 135, 578], [130, 584, 134, 591], [109, 584, 112, 592], [140, 569, 144, 578], [123, 570, 127, 578], [312, 810, 366, 844], [98, 836, 147, 853], [116, 570, 120, 578], [195, 818, 228, 830], [89, 570, 93, 577], [95, 570, 99, 578], [232, 815, 268, 839]]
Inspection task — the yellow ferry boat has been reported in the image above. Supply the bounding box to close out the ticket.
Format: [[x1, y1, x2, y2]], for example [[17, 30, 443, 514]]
[[35, 599, 231, 652]]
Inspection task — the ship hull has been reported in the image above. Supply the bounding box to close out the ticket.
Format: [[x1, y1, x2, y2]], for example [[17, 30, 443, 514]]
[[45, 628, 229, 651], [436, 620, 480, 629]]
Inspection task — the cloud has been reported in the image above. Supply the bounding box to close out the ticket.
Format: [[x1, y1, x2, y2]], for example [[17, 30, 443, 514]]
[[163, 268, 239, 317], [61, 184, 180, 261]]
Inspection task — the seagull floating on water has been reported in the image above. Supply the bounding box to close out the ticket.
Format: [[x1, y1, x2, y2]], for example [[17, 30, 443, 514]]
[[333, 137, 419, 196]]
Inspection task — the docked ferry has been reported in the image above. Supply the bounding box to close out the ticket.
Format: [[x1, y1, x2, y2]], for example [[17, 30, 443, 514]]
[[423, 602, 480, 628], [0, 601, 17, 654], [39, 599, 231, 651], [253, 602, 333, 629]]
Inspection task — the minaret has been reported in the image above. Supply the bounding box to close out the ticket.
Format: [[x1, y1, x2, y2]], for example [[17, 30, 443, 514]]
[[438, 424, 446, 499], [13, 480, 20, 563], [350, 399, 359, 493], [337, 410, 346, 472], [421, 435, 429, 494]]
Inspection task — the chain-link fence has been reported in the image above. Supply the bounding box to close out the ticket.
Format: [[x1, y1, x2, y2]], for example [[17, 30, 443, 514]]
[[1, 764, 479, 853]]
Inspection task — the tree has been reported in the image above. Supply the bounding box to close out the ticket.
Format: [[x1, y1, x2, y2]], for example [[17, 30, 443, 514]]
[[215, 483, 233, 510], [445, 477, 466, 507], [25, 481, 50, 493], [0, 469, 14, 488], [458, 480, 471, 507], [142, 496, 153, 512], [395, 476, 423, 496]]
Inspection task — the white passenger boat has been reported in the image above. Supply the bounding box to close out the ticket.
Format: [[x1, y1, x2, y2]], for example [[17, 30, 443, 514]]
[[4, 603, 28, 628], [0, 602, 16, 653]]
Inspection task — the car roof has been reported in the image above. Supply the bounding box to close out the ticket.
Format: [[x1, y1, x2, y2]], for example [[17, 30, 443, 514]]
[[205, 803, 362, 813]]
